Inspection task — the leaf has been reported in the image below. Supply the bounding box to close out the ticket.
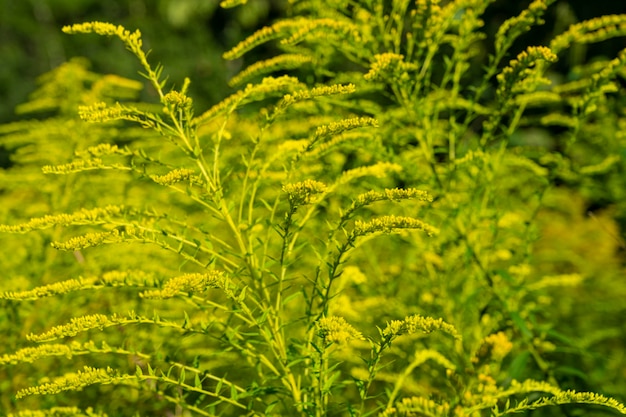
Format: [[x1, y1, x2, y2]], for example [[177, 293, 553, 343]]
[[183, 311, 191, 328], [510, 311, 533, 340], [237, 286, 247, 303], [508, 351, 531, 380], [323, 369, 342, 393], [265, 401, 279, 414], [555, 366, 589, 382]]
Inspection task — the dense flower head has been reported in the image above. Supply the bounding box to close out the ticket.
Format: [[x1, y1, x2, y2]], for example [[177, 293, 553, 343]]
[[317, 316, 363, 345], [283, 179, 327, 206], [382, 314, 460, 339], [473, 332, 513, 363]]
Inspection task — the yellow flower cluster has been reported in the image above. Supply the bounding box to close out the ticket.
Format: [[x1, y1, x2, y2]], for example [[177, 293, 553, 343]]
[[0, 205, 124, 233], [496, 46, 557, 97], [63, 22, 148, 74], [545, 392, 626, 414], [527, 273, 584, 291], [504, 154, 549, 177], [229, 54, 314, 87], [341, 188, 433, 221], [219, 0, 247, 9], [2, 341, 147, 369], [577, 49, 626, 115], [506, 379, 561, 396], [63, 22, 141, 48], [140, 271, 226, 299], [353, 215, 439, 238], [78, 102, 156, 128], [162, 90, 193, 111], [540, 113, 577, 128], [550, 14, 626, 54], [281, 83, 356, 108], [316, 316, 363, 345], [2, 270, 155, 300], [42, 158, 105, 174], [380, 396, 450, 417], [340, 265, 367, 285], [7, 406, 107, 417], [355, 188, 433, 207], [494, 381, 624, 414], [381, 314, 460, 339], [2, 278, 92, 301], [194, 76, 303, 125], [482, 332, 513, 362], [223, 20, 299, 60], [306, 84, 357, 99], [514, 90, 561, 107], [495, 0, 552, 54], [90, 73, 143, 100], [364, 53, 417, 82], [100, 270, 155, 285], [78, 102, 127, 123], [151, 169, 199, 186], [281, 18, 362, 46], [314, 117, 378, 138], [282, 179, 327, 206], [460, 373, 500, 409], [411, 0, 444, 48], [16, 366, 120, 399], [580, 155, 621, 176], [74, 143, 128, 158], [338, 162, 402, 185], [50, 230, 124, 251], [27, 314, 113, 342], [1, 343, 74, 365], [304, 131, 369, 158]]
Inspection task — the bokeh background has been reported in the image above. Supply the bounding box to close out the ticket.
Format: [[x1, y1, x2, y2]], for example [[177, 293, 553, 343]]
[[1, 0, 625, 125]]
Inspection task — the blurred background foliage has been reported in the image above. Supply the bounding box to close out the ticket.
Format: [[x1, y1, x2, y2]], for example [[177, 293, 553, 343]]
[[1, 0, 626, 126]]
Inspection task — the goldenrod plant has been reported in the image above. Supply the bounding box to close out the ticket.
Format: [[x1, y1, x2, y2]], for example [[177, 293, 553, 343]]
[[1, 1, 625, 416]]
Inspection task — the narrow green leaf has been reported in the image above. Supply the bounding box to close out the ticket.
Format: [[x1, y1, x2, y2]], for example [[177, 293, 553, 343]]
[[508, 351, 530, 380], [510, 311, 532, 339], [237, 286, 247, 303]]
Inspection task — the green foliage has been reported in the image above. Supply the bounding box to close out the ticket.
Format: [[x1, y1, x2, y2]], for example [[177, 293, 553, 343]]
[[1, 1, 626, 416]]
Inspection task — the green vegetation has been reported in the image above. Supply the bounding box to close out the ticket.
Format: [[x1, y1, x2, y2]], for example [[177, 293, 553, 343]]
[[1, 1, 625, 416]]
